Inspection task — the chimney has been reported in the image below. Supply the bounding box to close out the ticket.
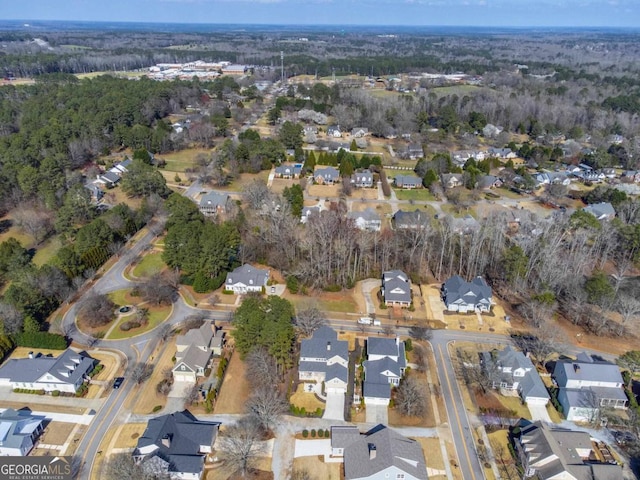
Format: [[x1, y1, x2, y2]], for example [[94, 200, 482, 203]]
[[368, 443, 377, 460], [327, 342, 331, 351], [395, 337, 400, 347], [573, 364, 580, 373], [161, 434, 171, 448], [28, 352, 33, 359]]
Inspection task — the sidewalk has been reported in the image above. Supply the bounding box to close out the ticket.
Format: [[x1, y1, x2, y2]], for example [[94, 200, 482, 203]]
[[0, 408, 96, 425], [0, 388, 104, 410]]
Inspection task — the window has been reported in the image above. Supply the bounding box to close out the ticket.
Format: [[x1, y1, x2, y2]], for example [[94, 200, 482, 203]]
[[396, 475, 405, 479]]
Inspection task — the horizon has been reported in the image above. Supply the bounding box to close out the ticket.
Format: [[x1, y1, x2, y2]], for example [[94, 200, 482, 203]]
[[2, 0, 640, 29]]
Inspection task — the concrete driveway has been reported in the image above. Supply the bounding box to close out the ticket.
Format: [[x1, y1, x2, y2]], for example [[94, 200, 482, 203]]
[[323, 392, 345, 421], [365, 404, 388, 424], [294, 439, 331, 458], [528, 403, 552, 423]]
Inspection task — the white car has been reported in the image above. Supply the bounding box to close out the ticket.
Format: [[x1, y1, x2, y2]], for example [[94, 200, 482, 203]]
[[358, 317, 373, 325]]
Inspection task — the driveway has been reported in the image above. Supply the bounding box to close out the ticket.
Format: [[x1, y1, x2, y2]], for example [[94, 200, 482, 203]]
[[293, 439, 331, 458], [528, 403, 552, 423], [360, 279, 379, 315], [323, 392, 345, 421], [365, 403, 388, 424]]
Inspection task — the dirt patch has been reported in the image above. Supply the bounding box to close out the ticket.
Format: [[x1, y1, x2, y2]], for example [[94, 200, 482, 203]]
[[114, 423, 146, 449], [308, 184, 340, 198], [349, 188, 379, 201], [270, 178, 299, 194], [214, 353, 251, 414], [291, 456, 342, 480], [39, 421, 75, 446]]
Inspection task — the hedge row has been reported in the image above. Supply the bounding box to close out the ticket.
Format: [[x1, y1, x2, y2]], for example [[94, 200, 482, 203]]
[[14, 332, 68, 350]]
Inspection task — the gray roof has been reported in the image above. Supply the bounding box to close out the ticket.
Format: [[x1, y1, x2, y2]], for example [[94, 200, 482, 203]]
[[553, 354, 623, 385], [393, 209, 430, 228], [199, 192, 229, 209], [519, 421, 621, 480], [382, 278, 411, 304], [275, 163, 302, 176], [382, 270, 409, 283], [300, 327, 348, 362], [394, 174, 422, 187], [175, 344, 210, 372], [331, 426, 360, 449], [0, 349, 94, 387], [211, 329, 225, 349], [315, 167, 340, 181], [497, 346, 532, 371], [582, 202, 615, 220], [176, 323, 214, 350], [325, 362, 349, 384], [0, 409, 45, 450], [562, 387, 627, 408], [442, 275, 492, 309], [477, 175, 500, 189], [101, 171, 120, 183], [225, 264, 269, 288], [367, 337, 402, 359], [363, 380, 391, 399], [347, 207, 381, 225], [519, 370, 550, 401], [344, 425, 428, 480], [135, 410, 220, 475]]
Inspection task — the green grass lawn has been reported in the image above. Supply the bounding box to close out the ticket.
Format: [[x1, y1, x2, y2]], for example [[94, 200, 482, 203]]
[[132, 252, 165, 278], [394, 189, 436, 201], [497, 395, 531, 420], [162, 148, 211, 172], [106, 305, 171, 340], [318, 298, 357, 313], [495, 187, 524, 199], [32, 236, 63, 266], [108, 289, 133, 307]]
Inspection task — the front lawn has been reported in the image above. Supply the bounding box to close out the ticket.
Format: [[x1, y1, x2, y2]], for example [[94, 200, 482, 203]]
[[394, 189, 436, 201], [132, 252, 165, 278], [106, 303, 171, 340]]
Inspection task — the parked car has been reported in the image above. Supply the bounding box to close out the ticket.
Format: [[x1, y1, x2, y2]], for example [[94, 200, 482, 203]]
[[358, 317, 373, 325], [113, 377, 125, 389]]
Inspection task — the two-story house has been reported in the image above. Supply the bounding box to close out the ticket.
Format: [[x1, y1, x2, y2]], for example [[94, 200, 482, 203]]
[[198, 192, 230, 217], [441, 275, 492, 313], [363, 338, 406, 406], [553, 353, 627, 422], [381, 270, 411, 308], [298, 326, 349, 395], [224, 264, 269, 294], [173, 323, 215, 383], [481, 347, 550, 405], [351, 169, 374, 188]]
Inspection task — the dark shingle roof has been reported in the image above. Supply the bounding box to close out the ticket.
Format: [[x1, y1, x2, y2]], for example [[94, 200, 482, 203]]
[[300, 327, 347, 361], [344, 425, 428, 480], [0, 349, 94, 387], [442, 275, 492, 308]]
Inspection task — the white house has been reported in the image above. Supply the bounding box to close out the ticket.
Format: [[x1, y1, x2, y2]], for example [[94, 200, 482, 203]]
[[298, 326, 349, 394], [0, 409, 46, 456], [173, 323, 214, 383], [224, 264, 269, 294], [363, 338, 406, 406]]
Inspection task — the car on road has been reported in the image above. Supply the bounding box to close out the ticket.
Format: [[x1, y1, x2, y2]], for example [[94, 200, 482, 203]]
[[113, 377, 124, 389], [358, 317, 373, 325]]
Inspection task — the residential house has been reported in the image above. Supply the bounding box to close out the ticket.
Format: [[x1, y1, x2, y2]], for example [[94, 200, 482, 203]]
[[441, 173, 464, 189], [84, 183, 104, 202], [515, 421, 621, 480], [173, 323, 214, 383], [401, 144, 424, 160], [0, 349, 95, 394], [446, 214, 481, 235], [534, 172, 571, 186], [274, 163, 302, 179], [452, 150, 484, 166], [329, 425, 360, 459], [476, 175, 503, 190], [582, 202, 616, 221], [441, 275, 492, 313], [300, 206, 322, 224], [600, 168, 617, 179], [351, 127, 369, 138], [622, 170, 640, 183], [198, 192, 229, 217], [393, 209, 429, 230], [95, 171, 121, 187], [224, 264, 269, 294], [0, 409, 46, 456], [327, 125, 342, 138], [211, 330, 226, 356], [381, 270, 411, 308], [351, 169, 374, 188], [315, 167, 340, 185], [487, 147, 516, 159], [348, 208, 382, 232], [339, 424, 428, 480], [133, 410, 220, 480], [303, 125, 318, 135], [111, 158, 132, 174], [573, 170, 605, 183], [363, 338, 407, 406], [481, 347, 550, 405], [553, 352, 627, 422], [393, 174, 422, 189], [298, 326, 349, 394]]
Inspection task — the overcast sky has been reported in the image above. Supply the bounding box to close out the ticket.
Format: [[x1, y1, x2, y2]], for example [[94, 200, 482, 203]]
[[3, 0, 640, 28]]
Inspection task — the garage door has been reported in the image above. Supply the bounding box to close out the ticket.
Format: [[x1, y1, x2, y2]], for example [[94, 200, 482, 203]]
[[173, 373, 195, 383]]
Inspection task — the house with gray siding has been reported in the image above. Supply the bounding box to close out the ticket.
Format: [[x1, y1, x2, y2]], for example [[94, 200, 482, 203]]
[[0, 409, 46, 456], [441, 275, 492, 313], [363, 338, 406, 406]]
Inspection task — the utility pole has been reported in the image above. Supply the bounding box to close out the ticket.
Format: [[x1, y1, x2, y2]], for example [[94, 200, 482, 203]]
[[280, 51, 284, 84]]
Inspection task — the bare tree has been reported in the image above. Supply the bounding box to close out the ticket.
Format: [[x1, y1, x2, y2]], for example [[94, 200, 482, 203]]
[[102, 452, 168, 480], [382, 324, 395, 337], [396, 374, 427, 417], [291, 468, 314, 480], [155, 323, 173, 343], [218, 416, 266, 477], [412, 343, 427, 372], [139, 272, 178, 306], [78, 293, 115, 328], [184, 384, 201, 406], [509, 325, 563, 366], [246, 386, 288, 432], [0, 301, 24, 334], [245, 348, 279, 389], [12, 204, 54, 244], [130, 362, 154, 384], [408, 325, 433, 342], [616, 294, 640, 335], [461, 349, 498, 394], [294, 305, 327, 336]]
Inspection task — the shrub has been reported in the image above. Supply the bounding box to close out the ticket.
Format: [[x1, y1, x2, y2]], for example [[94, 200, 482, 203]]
[[315, 407, 323, 417], [14, 332, 67, 350], [302, 429, 309, 438], [317, 429, 324, 438], [152, 405, 162, 413], [324, 429, 330, 438], [52, 390, 60, 397], [405, 338, 413, 352], [323, 284, 341, 292], [286, 275, 299, 294], [310, 429, 316, 438]]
